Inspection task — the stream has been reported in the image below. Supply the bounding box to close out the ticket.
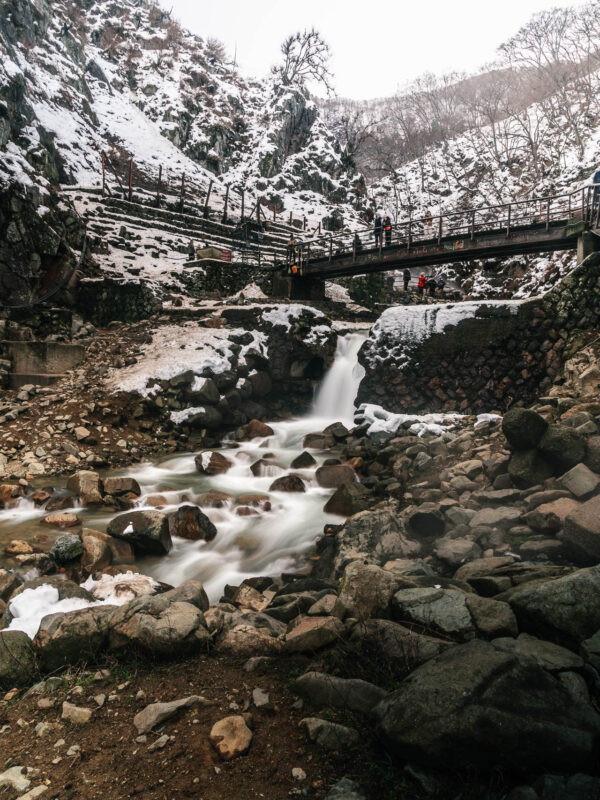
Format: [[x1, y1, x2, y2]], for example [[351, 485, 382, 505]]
[[0, 332, 367, 604]]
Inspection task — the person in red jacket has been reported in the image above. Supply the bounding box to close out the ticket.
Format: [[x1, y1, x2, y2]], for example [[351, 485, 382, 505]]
[[417, 273, 426, 296]]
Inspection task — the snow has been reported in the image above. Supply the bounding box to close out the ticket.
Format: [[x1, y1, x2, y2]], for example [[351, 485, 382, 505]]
[[82, 571, 159, 603], [475, 413, 502, 428], [229, 283, 268, 301], [123, 522, 134, 534], [7, 585, 98, 639], [170, 406, 206, 424], [262, 303, 325, 332], [355, 403, 463, 439]]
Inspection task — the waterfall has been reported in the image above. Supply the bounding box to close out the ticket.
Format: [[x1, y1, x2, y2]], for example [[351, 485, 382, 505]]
[[312, 332, 367, 425]]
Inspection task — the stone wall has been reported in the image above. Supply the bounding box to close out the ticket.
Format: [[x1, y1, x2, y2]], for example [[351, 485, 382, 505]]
[[357, 253, 600, 414], [179, 262, 272, 298], [76, 278, 161, 325]]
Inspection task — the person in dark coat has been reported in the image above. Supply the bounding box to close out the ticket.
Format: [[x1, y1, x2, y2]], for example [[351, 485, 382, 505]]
[[427, 274, 437, 296], [374, 215, 383, 248], [436, 273, 447, 296], [353, 232, 363, 253], [383, 215, 392, 246], [403, 268, 411, 291]]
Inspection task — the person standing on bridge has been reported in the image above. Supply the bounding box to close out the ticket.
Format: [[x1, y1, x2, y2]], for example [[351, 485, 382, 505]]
[[353, 232, 363, 254], [424, 209, 433, 234], [374, 214, 383, 249], [403, 268, 411, 291], [383, 214, 392, 246]]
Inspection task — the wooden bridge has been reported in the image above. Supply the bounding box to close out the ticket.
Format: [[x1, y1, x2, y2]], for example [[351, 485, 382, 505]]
[[285, 187, 600, 281]]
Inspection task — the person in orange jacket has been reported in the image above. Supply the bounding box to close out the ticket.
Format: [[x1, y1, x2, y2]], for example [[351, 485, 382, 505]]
[[417, 273, 426, 295]]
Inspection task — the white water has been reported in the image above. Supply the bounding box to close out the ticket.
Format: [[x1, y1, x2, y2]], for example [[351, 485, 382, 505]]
[[1, 332, 369, 626]]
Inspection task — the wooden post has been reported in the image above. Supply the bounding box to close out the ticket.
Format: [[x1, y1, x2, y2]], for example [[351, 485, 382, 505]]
[[156, 165, 162, 208], [329, 235, 333, 263], [568, 193, 572, 217], [101, 152, 106, 197], [546, 200, 550, 232], [582, 188, 586, 222], [179, 172, 186, 213], [352, 237, 356, 262], [128, 158, 133, 202], [203, 179, 213, 219], [437, 214, 442, 245], [289, 211, 293, 226], [256, 198, 261, 223], [303, 216, 306, 231], [407, 220, 412, 251], [222, 184, 229, 224], [240, 188, 245, 220], [318, 221, 321, 234], [273, 206, 276, 222], [470, 210, 476, 241], [506, 204, 511, 237]]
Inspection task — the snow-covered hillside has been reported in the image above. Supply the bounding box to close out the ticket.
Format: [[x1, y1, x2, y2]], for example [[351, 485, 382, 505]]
[[0, 0, 365, 224]]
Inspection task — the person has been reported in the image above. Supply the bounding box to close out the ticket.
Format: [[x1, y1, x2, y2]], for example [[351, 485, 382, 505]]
[[187, 239, 196, 260], [403, 267, 411, 291], [374, 214, 383, 248], [383, 214, 392, 246], [353, 232, 363, 254], [417, 273, 426, 296], [436, 273, 446, 296], [427, 274, 437, 297], [386, 272, 394, 292], [287, 235, 297, 261], [424, 208, 433, 234]]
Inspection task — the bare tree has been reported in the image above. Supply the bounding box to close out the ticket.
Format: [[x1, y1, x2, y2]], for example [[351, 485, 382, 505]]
[[274, 29, 334, 94]]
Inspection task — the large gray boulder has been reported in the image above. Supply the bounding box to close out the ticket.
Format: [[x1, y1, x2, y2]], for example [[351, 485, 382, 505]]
[[0, 630, 37, 688], [496, 566, 600, 648], [538, 425, 586, 474], [349, 619, 454, 670], [294, 671, 387, 716], [339, 562, 409, 620], [508, 450, 553, 489], [107, 510, 172, 555], [334, 509, 419, 576], [502, 408, 548, 451], [562, 495, 600, 564], [373, 640, 600, 772], [491, 633, 584, 672], [34, 605, 115, 672]]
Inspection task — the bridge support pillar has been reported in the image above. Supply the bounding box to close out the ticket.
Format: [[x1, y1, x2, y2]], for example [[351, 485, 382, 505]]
[[577, 232, 600, 264], [270, 274, 325, 302]]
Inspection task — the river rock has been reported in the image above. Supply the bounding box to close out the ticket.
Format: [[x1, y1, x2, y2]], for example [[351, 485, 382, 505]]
[[102, 477, 141, 497], [303, 432, 335, 449], [316, 464, 356, 489], [524, 497, 581, 533], [210, 715, 253, 760], [42, 512, 80, 528], [284, 616, 344, 652], [434, 537, 482, 568], [167, 505, 217, 541], [469, 506, 523, 529], [107, 510, 172, 555], [508, 450, 554, 489], [0, 630, 37, 689], [334, 509, 418, 576], [491, 632, 584, 672], [323, 482, 371, 516], [5, 540, 33, 555], [295, 671, 387, 715], [373, 640, 600, 772], [349, 619, 454, 670], [269, 474, 305, 492], [0, 569, 22, 602], [134, 695, 211, 734], [50, 533, 83, 565], [239, 419, 274, 439], [216, 624, 284, 656], [300, 717, 360, 750], [291, 451, 317, 469], [558, 463, 600, 500], [66, 471, 103, 506], [339, 562, 406, 619], [194, 451, 232, 475], [0, 483, 24, 508], [502, 408, 548, 451], [81, 529, 113, 574], [34, 606, 115, 672], [538, 425, 586, 474]]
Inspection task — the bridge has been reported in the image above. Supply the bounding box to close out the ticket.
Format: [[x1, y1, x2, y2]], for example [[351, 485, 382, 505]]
[[284, 187, 600, 283]]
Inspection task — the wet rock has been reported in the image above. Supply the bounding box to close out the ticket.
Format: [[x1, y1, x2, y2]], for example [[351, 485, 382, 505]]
[[5, 540, 33, 555], [197, 490, 231, 508], [81, 529, 113, 574], [107, 510, 172, 555], [303, 433, 335, 449], [42, 512, 80, 528], [269, 474, 306, 492], [491, 633, 583, 672], [50, 533, 83, 565], [35, 606, 115, 672], [210, 715, 253, 760], [324, 422, 350, 440], [61, 701, 92, 724], [134, 695, 211, 734], [538, 425, 586, 474], [102, 477, 141, 497], [316, 464, 357, 488], [239, 419, 274, 439], [300, 717, 359, 750], [558, 463, 600, 500], [349, 619, 454, 670], [373, 640, 600, 772], [167, 505, 217, 541], [0, 630, 37, 689], [66, 471, 103, 506], [323, 482, 371, 516], [581, 631, 600, 672], [291, 451, 317, 469], [562, 496, 600, 564], [508, 450, 554, 489], [502, 408, 548, 451], [294, 671, 387, 715], [284, 616, 344, 652], [0, 483, 24, 508], [0, 569, 22, 602], [194, 451, 232, 475]]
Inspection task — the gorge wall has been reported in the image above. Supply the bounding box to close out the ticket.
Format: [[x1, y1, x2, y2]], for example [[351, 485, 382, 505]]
[[357, 253, 600, 414]]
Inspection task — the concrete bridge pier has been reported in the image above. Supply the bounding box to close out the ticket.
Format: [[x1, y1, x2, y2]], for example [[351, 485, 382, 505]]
[[576, 231, 600, 264], [271, 273, 325, 302]]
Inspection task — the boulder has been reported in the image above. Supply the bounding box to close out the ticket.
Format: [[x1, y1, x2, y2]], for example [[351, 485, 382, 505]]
[[102, 477, 141, 497], [62, 701, 92, 724], [50, 533, 83, 565], [269, 474, 305, 492], [524, 497, 581, 533], [194, 451, 232, 475], [134, 696, 211, 734], [215, 624, 283, 657], [581, 631, 600, 672], [294, 671, 387, 715], [558, 464, 600, 500], [373, 640, 600, 772], [0, 483, 24, 509], [66, 471, 103, 506], [284, 616, 344, 652], [502, 408, 548, 451], [562, 496, 600, 564], [315, 465, 357, 489], [81, 529, 113, 574], [508, 450, 554, 489], [349, 619, 454, 670], [469, 506, 523, 529], [334, 509, 418, 576], [323, 483, 371, 517], [34, 605, 115, 672], [406, 504, 445, 538], [538, 425, 586, 474], [0, 570, 22, 603], [167, 505, 217, 541], [210, 715, 252, 760], [324, 779, 366, 800], [106, 510, 172, 555], [4, 576, 93, 629], [239, 419, 274, 439], [339, 562, 406, 619], [434, 537, 482, 568], [189, 377, 220, 404], [42, 512, 80, 528], [0, 630, 37, 689], [497, 565, 600, 647], [291, 451, 317, 469], [491, 633, 584, 672], [300, 718, 360, 750]]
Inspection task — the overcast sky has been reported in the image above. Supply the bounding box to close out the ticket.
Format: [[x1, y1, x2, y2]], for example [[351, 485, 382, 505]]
[[163, 0, 588, 99]]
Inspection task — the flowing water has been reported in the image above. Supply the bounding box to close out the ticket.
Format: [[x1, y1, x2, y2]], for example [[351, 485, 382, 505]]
[[0, 332, 368, 603]]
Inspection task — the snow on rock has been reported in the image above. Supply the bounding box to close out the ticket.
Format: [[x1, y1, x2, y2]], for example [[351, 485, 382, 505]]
[[170, 406, 206, 424], [355, 403, 463, 441], [82, 571, 159, 604], [7, 585, 98, 640], [261, 303, 325, 332], [229, 283, 268, 302]]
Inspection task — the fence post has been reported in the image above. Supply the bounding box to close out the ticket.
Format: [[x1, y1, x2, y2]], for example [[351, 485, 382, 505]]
[[203, 179, 213, 219], [240, 188, 245, 220], [128, 158, 133, 202], [407, 220, 412, 251], [546, 200, 550, 232], [256, 199, 261, 223], [156, 165, 162, 208], [179, 172, 186, 213], [318, 221, 321, 234], [303, 216, 306, 231], [470, 210, 475, 241], [582, 188, 586, 222], [329, 235, 333, 263], [101, 152, 106, 197], [273, 207, 276, 222], [437, 214, 442, 245], [506, 204, 511, 237], [289, 211, 293, 226], [222, 184, 229, 224]]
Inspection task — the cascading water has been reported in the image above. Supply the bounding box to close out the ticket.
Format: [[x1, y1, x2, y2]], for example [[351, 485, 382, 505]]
[[1, 331, 368, 632]]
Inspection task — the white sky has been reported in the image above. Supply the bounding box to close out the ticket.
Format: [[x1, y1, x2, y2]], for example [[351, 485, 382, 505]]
[[163, 0, 588, 100]]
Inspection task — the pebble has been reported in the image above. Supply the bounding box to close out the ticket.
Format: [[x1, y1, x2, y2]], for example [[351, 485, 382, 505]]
[[66, 745, 81, 756], [93, 694, 106, 708], [148, 734, 171, 752], [292, 767, 307, 781], [62, 702, 92, 724]]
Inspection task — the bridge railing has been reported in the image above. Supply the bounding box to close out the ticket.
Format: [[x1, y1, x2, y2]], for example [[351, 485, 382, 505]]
[[287, 186, 598, 272]]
